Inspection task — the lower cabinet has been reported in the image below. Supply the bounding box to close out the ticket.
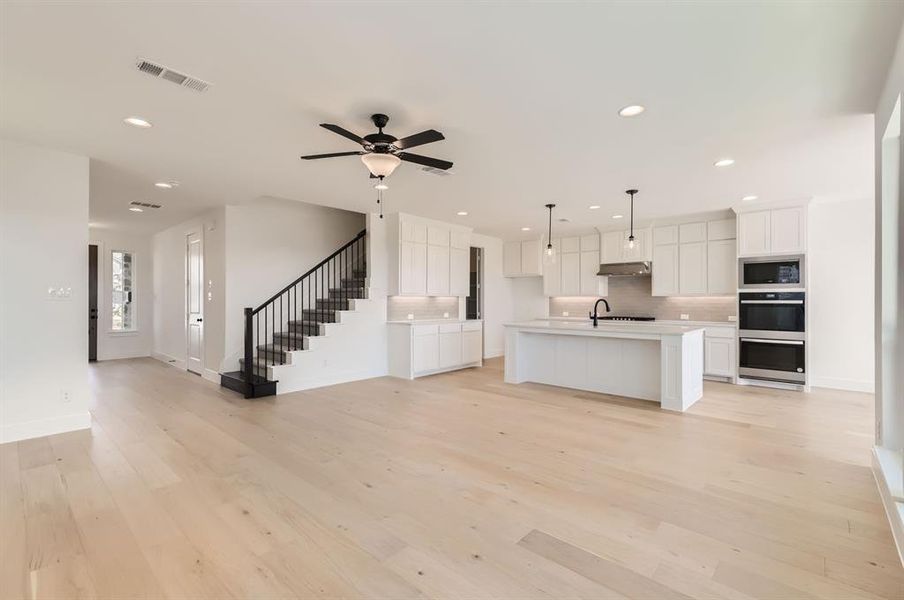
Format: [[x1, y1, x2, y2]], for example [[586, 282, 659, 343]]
[[389, 321, 483, 379], [703, 326, 736, 381]]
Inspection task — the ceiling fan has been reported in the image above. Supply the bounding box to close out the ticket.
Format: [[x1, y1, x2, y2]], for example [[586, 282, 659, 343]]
[[300, 113, 453, 178]]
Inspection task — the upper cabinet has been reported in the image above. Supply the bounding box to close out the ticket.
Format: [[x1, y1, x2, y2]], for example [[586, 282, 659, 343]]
[[652, 218, 737, 297], [737, 206, 806, 256], [600, 228, 652, 264], [542, 234, 607, 297], [389, 214, 471, 297], [503, 239, 542, 277]]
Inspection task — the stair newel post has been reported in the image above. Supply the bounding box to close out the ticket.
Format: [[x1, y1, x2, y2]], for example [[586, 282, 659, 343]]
[[244, 307, 254, 397]]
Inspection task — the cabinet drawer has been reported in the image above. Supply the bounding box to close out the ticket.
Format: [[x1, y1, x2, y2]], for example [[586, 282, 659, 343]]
[[462, 321, 482, 332], [704, 326, 736, 339], [439, 322, 462, 334], [679, 222, 707, 243], [414, 324, 439, 336]]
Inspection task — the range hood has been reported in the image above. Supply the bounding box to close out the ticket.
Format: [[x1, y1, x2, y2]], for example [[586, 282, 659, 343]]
[[597, 261, 651, 277]]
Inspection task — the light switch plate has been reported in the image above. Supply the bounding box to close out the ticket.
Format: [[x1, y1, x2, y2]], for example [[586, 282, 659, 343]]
[[443, 312, 449, 318], [562, 311, 569, 317], [407, 313, 414, 320], [727, 315, 737, 322]]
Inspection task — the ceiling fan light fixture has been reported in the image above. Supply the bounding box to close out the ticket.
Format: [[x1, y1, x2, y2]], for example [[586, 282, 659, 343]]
[[361, 153, 401, 178]]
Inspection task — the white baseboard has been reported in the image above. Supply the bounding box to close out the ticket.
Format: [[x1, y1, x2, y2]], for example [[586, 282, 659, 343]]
[[202, 368, 220, 384], [872, 447, 904, 567], [484, 348, 504, 359], [97, 351, 153, 361], [153, 351, 186, 371], [809, 376, 874, 393], [0, 411, 91, 445]]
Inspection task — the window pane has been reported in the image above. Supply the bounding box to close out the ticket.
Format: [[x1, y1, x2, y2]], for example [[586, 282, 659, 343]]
[[111, 251, 134, 331]]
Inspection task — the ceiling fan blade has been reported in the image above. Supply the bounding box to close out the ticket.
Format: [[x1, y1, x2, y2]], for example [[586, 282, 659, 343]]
[[393, 129, 445, 150], [300, 151, 365, 160], [397, 152, 453, 170], [319, 123, 367, 146]]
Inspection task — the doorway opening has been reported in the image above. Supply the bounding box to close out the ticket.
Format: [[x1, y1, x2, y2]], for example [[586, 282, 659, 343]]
[[466, 246, 482, 320], [88, 244, 98, 361]]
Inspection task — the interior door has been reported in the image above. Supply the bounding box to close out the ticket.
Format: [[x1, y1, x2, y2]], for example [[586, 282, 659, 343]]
[[88, 244, 98, 361], [186, 231, 204, 374]]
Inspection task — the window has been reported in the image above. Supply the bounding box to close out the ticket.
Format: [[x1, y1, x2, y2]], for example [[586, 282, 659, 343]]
[[111, 250, 135, 331]]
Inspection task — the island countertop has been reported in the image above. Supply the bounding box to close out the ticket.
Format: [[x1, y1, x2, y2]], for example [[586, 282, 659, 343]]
[[503, 319, 705, 337]]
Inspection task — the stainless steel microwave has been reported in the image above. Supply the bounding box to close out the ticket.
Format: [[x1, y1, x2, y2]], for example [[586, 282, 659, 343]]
[[738, 254, 805, 290]]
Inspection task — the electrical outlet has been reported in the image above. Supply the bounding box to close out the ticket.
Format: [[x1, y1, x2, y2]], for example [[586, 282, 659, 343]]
[[680, 314, 690, 320], [443, 312, 449, 318], [727, 315, 737, 322], [60, 390, 71, 403], [562, 311, 569, 317], [407, 313, 414, 320]]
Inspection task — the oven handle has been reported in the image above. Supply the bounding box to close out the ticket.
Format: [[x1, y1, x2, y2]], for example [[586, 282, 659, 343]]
[[739, 300, 804, 304], [740, 338, 805, 345]]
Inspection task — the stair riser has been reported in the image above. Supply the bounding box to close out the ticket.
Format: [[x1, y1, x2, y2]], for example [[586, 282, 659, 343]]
[[328, 288, 366, 299], [340, 278, 366, 289], [285, 323, 323, 335], [269, 335, 311, 348], [316, 299, 350, 311], [299, 310, 337, 323], [257, 349, 289, 362]]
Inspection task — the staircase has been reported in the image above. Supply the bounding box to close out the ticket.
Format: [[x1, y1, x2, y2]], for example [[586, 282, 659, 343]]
[[220, 229, 368, 398]]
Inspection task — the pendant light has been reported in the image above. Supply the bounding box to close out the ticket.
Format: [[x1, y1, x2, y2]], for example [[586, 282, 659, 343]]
[[625, 189, 638, 249], [544, 203, 557, 264]]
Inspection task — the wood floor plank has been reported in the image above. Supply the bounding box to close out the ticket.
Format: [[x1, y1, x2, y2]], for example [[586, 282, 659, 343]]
[[0, 356, 900, 599]]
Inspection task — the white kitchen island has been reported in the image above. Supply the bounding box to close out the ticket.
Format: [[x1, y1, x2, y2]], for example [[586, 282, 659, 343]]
[[504, 320, 705, 412]]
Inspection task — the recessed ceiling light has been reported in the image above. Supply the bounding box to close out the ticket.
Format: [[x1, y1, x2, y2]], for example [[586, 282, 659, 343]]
[[589, 205, 601, 210], [714, 158, 735, 167], [129, 207, 144, 212], [374, 182, 389, 191], [618, 105, 645, 117], [742, 195, 758, 201], [521, 227, 531, 231], [612, 214, 624, 219], [123, 116, 152, 128], [155, 181, 179, 189], [456, 211, 468, 216]]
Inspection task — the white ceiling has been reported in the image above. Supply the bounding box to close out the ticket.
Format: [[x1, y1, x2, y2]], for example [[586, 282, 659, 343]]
[[2, 2, 901, 238]]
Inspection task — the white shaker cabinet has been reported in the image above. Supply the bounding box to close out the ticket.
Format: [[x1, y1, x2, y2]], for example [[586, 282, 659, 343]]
[[652, 244, 679, 296], [389, 214, 471, 296], [707, 238, 736, 294], [503, 239, 542, 277], [600, 228, 651, 263], [678, 242, 708, 294], [426, 244, 450, 296], [450, 247, 469, 296], [412, 325, 439, 373], [560, 251, 581, 295], [703, 326, 736, 381], [737, 206, 806, 256], [389, 321, 483, 379], [399, 241, 427, 295]]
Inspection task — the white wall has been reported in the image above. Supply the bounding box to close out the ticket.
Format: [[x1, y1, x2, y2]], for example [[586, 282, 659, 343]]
[[808, 199, 875, 391], [222, 198, 364, 368], [88, 228, 154, 360], [152, 207, 225, 380], [0, 140, 91, 443]]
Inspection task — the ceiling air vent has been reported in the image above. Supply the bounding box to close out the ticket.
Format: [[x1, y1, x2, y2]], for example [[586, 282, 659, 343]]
[[135, 58, 211, 93], [130, 201, 162, 209]]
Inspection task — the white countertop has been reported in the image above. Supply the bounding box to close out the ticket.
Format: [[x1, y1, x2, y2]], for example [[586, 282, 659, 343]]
[[546, 316, 736, 328], [387, 319, 482, 325], [504, 319, 704, 337]]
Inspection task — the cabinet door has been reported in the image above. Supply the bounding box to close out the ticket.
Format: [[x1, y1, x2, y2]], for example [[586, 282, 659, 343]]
[[401, 221, 427, 243], [450, 229, 470, 249], [770, 207, 805, 254], [679, 222, 707, 244], [439, 331, 462, 368], [580, 250, 602, 296], [503, 241, 521, 277], [450, 247, 469, 296], [679, 242, 707, 294], [561, 237, 581, 253], [601, 231, 624, 264], [704, 337, 735, 377], [462, 330, 482, 364], [400, 241, 427, 295], [707, 239, 736, 294], [738, 211, 771, 256], [427, 226, 450, 247], [654, 225, 679, 246], [652, 244, 679, 296], [560, 252, 581, 295], [427, 244, 450, 295], [623, 229, 648, 261], [413, 333, 439, 373], [707, 219, 736, 241], [520, 239, 542, 276]]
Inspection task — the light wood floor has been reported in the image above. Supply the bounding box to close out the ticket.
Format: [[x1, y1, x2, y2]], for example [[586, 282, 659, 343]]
[[2, 358, 902, 599]]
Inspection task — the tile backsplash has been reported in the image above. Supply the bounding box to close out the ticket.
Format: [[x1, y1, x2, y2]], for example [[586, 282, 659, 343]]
[[549, 276, 736, 322], [387, 296, 462, 321]]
